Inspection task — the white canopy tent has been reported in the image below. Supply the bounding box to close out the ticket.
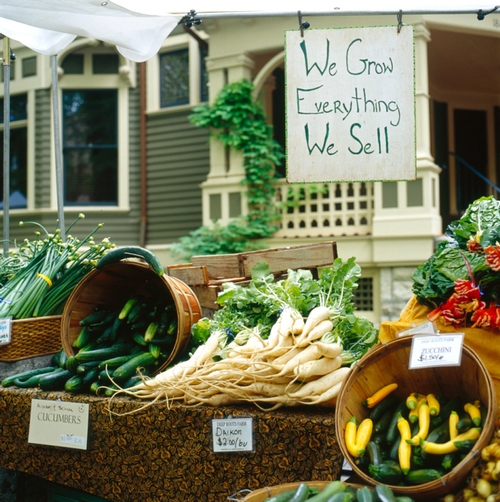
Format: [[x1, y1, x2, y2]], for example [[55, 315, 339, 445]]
[[0, 0, 497, 250]]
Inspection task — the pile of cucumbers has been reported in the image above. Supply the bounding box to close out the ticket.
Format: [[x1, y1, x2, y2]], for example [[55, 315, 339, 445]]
[[1, 294, 178, 394], [261, 480, 414, 502]]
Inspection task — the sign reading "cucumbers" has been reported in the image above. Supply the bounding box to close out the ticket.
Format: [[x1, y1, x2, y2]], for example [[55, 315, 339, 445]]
[[285, 25, 415, 183]]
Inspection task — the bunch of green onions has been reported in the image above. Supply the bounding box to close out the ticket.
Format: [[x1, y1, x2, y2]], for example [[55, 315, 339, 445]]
[[0, 214, 115, 319]]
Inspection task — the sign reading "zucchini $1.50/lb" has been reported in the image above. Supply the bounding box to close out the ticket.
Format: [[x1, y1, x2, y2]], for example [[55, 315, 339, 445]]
[[285, 25, 415, 183]]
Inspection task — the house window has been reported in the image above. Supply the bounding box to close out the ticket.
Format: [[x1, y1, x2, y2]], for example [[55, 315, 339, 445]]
[[160, 49, 190, 107], [22, 56, 36, 78], [92, 54, 119, 74], [62, 54, 84, 75], [0, 94, 28, 209], [62, 89, 118, 205], [353, 277, 373, 311]]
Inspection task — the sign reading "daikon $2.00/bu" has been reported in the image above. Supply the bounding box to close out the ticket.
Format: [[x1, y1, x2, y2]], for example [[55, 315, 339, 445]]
[[285, 25, 416, 183]]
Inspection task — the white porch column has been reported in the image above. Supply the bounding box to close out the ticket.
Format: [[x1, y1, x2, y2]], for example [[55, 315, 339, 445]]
[[371, 22, 442, 264], [200, 53, 255, 226]]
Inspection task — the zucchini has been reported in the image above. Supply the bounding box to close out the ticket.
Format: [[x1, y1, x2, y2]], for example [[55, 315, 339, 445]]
[[367, 441, 382, 467], [404, 468, 441, 485], [388, 435, 401, 463], [368, 461, 402, 484], [355, 486, 373, 502], [74, 343, 129, 362], [354, 455, 370, 472], [441, 451, 461, 471], [38, 369, 72, 391], [431, 396, 462, 427], [2, 366, 58, 387], [456, 416, 473, 433], [386, 401, 408, 444], [112, 352, 156, 381], [426, 420, 450, 444], [96, 246, 164, 276], [374, 407, 396, 433], [287, 483, 310, 502], [373, 485, 396, 502], [454, 439, 477, 452], [370, 393, 399, 422], [64, 374, 87, 393]]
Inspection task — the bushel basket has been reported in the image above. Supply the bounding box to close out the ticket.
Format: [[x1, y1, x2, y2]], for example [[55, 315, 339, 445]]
[[60, 261, 202, 375], [334, 336, 497, 500]]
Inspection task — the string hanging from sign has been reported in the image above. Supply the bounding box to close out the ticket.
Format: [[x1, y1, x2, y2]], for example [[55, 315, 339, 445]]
[[397, 9, 403, 34], [298, 10, 310, 37]]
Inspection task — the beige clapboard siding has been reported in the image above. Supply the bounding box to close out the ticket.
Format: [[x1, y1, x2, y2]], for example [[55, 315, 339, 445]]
[[34, 88, 52, 208], [146, 109, 209, 243]]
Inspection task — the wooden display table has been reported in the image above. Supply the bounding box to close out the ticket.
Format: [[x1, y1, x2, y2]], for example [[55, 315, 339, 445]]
[[0, 387, 342, 501]]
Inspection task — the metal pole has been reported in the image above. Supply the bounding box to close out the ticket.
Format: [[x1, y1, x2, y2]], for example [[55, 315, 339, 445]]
[[50, 54, 65, 240], [3, 36, 10, 257]]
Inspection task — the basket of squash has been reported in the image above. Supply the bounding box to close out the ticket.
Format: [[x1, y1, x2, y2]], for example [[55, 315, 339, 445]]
[[334, 336, 497, 500]]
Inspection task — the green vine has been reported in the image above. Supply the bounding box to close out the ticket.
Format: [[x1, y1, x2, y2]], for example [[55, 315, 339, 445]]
[[189, 79, 284, 230], [170, 79, 285, 261]]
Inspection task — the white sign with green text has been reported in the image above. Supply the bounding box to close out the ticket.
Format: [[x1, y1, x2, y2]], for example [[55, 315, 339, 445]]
[[285, 25, 415, 183]]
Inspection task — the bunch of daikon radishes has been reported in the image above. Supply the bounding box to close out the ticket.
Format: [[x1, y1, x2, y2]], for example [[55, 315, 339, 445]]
[[107, 304, 352, 412]]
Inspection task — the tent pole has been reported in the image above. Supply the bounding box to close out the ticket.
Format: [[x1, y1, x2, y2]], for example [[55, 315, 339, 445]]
[[2, 36, 11, 257], [51, 54, 65, 240]]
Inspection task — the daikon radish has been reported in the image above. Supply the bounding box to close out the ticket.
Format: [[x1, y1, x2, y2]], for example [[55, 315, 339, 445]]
[[295, 319, 334, 348], [301, 306, 331, 338], [291, 316, 305, 335], [277, 343, 322, 377], [315, 341, 342, 359], [287, 366, 350, 399], [293, 355, 342, 381]]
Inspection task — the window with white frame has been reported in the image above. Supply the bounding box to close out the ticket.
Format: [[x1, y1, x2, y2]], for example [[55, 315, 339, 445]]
[[0, 93, 28, 209], [148, 31, 209, 111], [59, 47, 132, 208]]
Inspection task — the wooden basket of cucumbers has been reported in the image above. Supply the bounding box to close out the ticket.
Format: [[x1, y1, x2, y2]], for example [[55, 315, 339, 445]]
[[60, 249, 202, 388], [334, 336, 497, 500]]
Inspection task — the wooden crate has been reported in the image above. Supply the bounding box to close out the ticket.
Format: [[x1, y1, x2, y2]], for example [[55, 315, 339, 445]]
[[168, 242, 337, 312]]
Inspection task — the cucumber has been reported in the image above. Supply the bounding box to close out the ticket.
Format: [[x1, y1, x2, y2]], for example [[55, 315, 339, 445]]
[[98, 354, 137, 370], [144, 321, 159, 342], [65, 355, 80, 373], [79, 308, 115, 327], [394, 498, 415, 502], [404, 468, 441, 485], [96, 246, 164, 276], [64, 374, 87, 393], [287, 483, 310, 502], [51, 348, 67, 368], [355, 486, 373, 502], [2, 366, 58, 387], [11, 366, 63, 388], [76, 361, 101, 374], [373, 485, 397, 502], [327, 493, 354, 502], [74, 343, 129, 362], [118, 297, 140, 321], [264, 489, 298, 502], [82, 367, 100, 386], [307, 481, 346, 502], [38, 369, 73, 391], [112, 352, 156, 381], [368, 461, 402, 484]]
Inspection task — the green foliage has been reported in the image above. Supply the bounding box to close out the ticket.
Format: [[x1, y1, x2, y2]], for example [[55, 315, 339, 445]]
[[169, 219, 266, 263], [172, 79, 285, 261]]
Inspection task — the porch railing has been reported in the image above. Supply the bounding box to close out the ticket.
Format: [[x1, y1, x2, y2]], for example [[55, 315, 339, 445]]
[[272, 179, 374, 238]]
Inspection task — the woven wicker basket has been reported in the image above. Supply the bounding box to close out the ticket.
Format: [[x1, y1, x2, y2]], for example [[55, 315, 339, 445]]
[[242, 482, 334, 502], [334, 336, 497, 500], [0, 315, 62, 362], [60, 261, 202, 374]]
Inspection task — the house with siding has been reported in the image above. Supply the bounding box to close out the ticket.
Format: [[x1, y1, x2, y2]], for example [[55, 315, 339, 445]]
[[1, 9, 499, 324]]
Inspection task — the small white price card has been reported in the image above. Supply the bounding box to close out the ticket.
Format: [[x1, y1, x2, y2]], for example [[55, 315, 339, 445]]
[[409, 333, 464, 369], [212, 417, 254, 453], [0, 317, 12, 345], [398, 320, 435, 337], [28, 399, 89, 450]]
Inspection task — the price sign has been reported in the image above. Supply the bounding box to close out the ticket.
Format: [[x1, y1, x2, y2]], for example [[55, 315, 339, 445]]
[[28, 399, 89, 450], [212, 417, 254, 453], [0, 317, 12, 345], [409, 333, 464, 369], [398, 320, 435, 337]]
